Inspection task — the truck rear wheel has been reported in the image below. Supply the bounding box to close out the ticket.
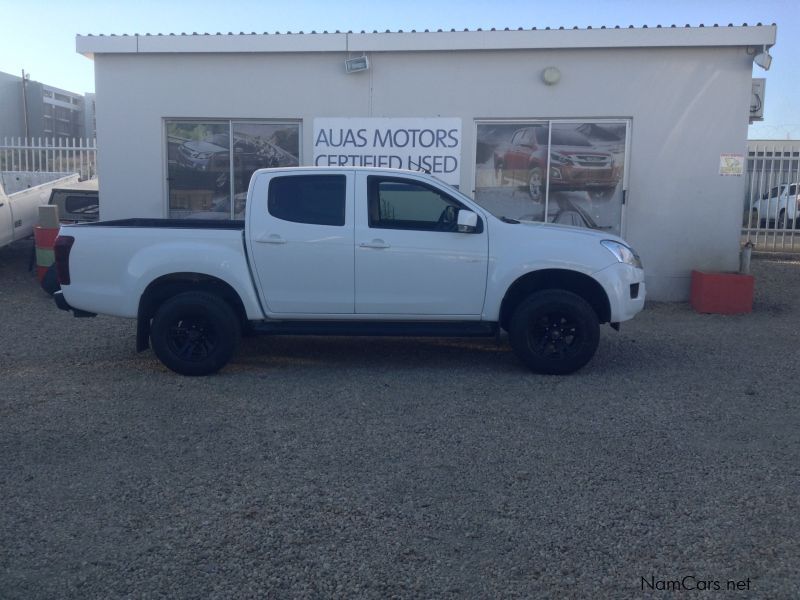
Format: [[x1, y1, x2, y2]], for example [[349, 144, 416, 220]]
[[150, 291, 240, 376], [509, 290, 600, 375]]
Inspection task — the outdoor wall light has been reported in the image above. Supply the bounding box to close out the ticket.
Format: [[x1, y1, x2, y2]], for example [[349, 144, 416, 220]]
[[345, 56, 370, 73], [542, 66, 561, 85], [753, 46, 772, 71]]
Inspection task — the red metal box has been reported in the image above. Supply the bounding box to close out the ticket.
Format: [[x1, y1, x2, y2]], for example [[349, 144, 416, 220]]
[[690, 270, 754, 314]]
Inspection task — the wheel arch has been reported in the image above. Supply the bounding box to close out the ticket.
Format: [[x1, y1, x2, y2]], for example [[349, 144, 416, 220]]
[[499, 269, 611, 331], [136, 272, 248, 352]]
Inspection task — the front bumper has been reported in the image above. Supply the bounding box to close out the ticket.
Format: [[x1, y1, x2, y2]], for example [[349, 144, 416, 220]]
[[592, 262, 646, 323], [549, 165, 620, 188]]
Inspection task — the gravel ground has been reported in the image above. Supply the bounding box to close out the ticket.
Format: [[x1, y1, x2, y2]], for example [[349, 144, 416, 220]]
[[1, 239, 799, 599]]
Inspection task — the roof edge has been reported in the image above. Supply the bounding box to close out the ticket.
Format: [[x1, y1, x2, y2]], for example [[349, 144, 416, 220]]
[[76, 25, 777, 59]]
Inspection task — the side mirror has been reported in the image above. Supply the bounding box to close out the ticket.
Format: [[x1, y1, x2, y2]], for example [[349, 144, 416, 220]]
[[457, 209, 479, 233]]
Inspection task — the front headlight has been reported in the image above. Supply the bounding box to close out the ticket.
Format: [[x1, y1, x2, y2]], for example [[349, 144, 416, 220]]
[[550, 151, 573, 165], [601, 240, 643, 269]]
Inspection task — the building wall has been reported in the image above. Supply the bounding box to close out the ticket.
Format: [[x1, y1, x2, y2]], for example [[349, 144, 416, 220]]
[[0, 71, 87, 141], [94, 45, 754, 300], [83, 93, 97, 140], [25, 81, 46, 138], [0, 71, 25, 138], [41, 84, 85, 139]]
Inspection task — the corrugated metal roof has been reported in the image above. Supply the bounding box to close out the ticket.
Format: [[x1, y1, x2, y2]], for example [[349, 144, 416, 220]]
[[78, 23, 776, 37], [76, 24, 777, 58]]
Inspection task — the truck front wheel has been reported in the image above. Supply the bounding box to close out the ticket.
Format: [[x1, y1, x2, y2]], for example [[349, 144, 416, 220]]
[[509, 290, 600, 375], [150, 291, 241, 376], [527, 167, 544, 203]]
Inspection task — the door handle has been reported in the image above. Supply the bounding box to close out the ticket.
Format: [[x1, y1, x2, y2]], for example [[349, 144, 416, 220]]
[[359, 239, 390, 249], [255, 234, 286, 244]]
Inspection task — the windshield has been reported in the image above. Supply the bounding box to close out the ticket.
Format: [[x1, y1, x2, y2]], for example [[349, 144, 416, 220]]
[[550, 130, 592, 147]]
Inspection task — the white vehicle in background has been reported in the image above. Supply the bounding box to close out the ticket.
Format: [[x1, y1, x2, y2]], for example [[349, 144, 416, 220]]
[[751, 183, 800, 229], [0, 171, 90, 248]]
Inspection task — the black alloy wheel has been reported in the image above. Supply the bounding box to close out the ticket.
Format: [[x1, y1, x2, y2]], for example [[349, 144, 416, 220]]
[[509, 289, 600, 375], [166, 316, 218, 362], [150, 291, 240, 376], [528, 167, 544, 203]]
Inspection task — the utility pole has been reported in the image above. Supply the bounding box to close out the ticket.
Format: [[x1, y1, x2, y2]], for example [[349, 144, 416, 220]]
[[21, 69, 30, 139]]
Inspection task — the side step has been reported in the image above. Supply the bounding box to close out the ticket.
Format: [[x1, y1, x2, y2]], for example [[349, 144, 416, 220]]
[[251, 320, 499, 337]]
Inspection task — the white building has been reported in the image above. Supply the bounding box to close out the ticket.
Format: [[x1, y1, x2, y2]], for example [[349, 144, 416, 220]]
[[76, 24, 776, 300]]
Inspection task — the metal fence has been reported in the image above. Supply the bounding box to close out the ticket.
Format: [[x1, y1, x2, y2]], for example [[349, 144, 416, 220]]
[[0, 137, 97, 181], [743, 143, 800, 252]]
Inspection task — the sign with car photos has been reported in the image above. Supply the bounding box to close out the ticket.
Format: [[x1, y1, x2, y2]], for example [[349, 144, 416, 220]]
[[474, 121, 628, 235], [167, 121, 300, 219]]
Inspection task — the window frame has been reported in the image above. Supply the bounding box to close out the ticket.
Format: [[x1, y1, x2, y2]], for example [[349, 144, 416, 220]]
[[473, 118, 631, 237], [164, 118, 301, 219]]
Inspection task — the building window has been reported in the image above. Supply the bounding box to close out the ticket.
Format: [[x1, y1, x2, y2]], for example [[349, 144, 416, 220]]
[[474, 120, 628, 235], [166, 120, 300, 219]]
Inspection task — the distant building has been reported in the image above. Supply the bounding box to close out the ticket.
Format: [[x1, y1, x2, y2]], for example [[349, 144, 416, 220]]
[[83, 92, 96, 140], [0, 70, 90, 141]]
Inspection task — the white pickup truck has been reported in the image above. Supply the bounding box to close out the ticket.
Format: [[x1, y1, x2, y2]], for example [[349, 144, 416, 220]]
[[0, 171, 82, 249], [53, 167, 645, 375]]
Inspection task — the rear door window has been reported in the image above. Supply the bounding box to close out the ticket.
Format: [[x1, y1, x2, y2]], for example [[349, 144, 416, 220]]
[[268, 175, 346, 226]]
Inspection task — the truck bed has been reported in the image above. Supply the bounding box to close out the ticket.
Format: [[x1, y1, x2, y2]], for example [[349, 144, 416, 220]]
[[58, 219, 254, 320]]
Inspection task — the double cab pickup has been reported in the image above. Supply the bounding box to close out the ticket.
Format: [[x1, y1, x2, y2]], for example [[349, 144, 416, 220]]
[[53, 167, 645, 375]]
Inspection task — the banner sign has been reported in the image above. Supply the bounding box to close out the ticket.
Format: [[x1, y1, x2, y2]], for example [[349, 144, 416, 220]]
[[313, 118, 462, 185]]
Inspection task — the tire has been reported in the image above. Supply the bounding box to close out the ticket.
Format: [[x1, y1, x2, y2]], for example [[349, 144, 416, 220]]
[[527, 167, 544, 203], [150, 291, 241, 376], [777, 209, 786, 229], [40, 264, 60, 296], [750, 209, 759, 228], [509, 290, 600, 375]]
